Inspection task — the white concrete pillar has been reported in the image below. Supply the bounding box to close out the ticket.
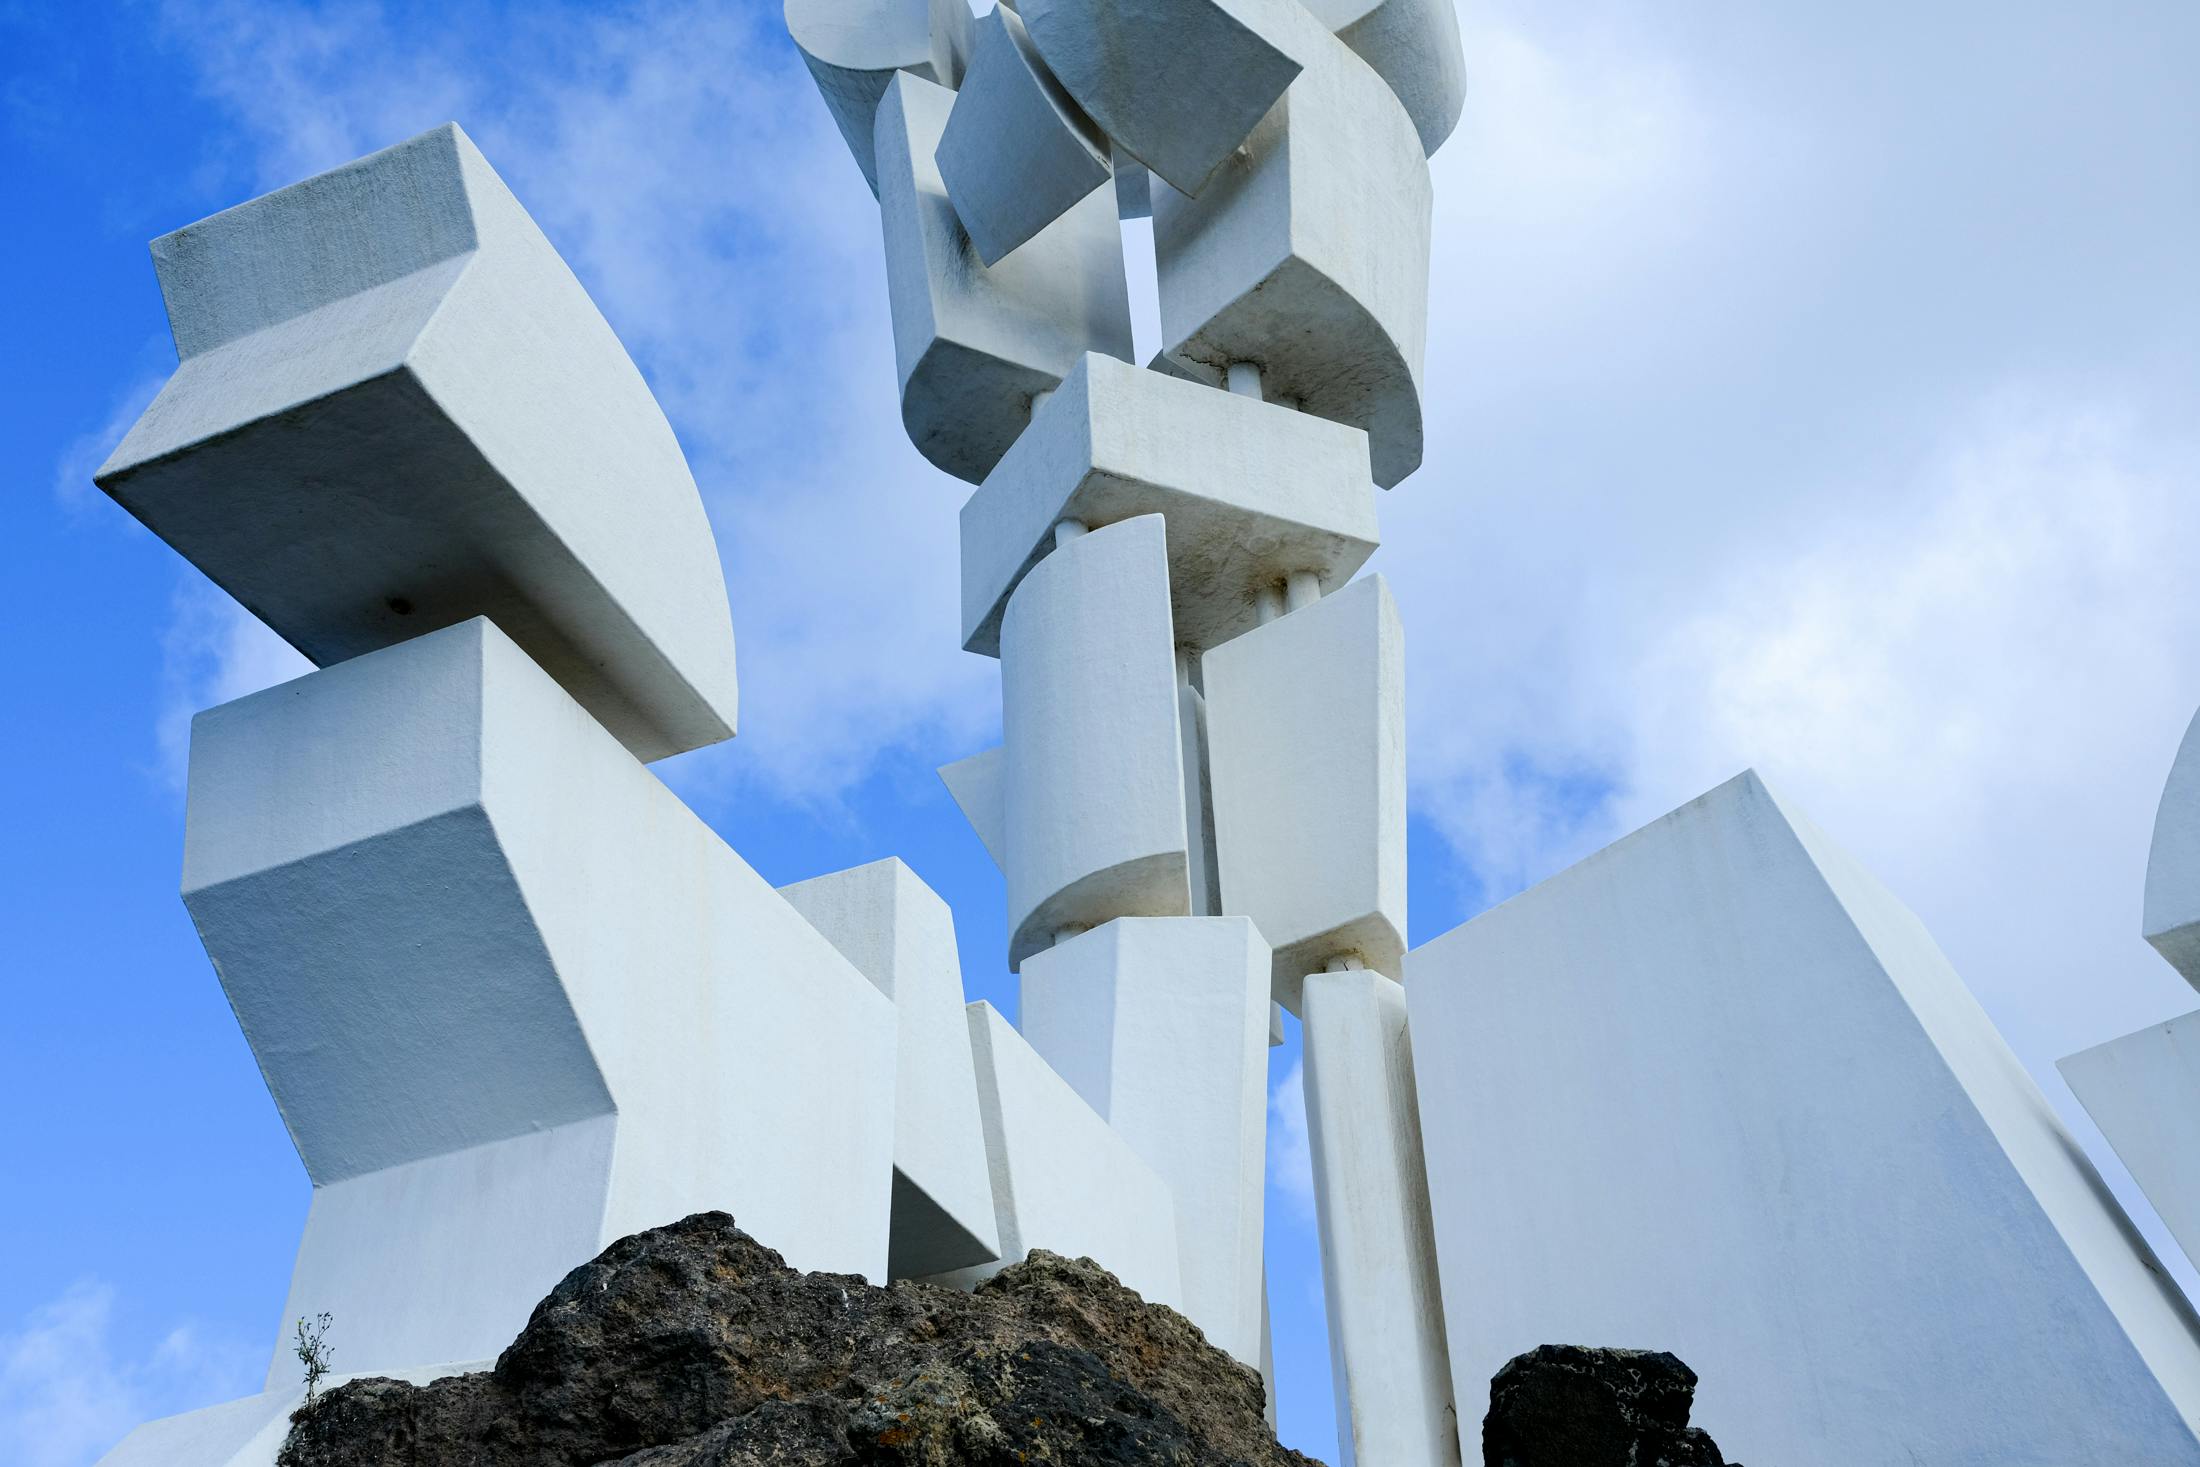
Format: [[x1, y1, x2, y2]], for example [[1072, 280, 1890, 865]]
[[1227, 359, 1266, 399]]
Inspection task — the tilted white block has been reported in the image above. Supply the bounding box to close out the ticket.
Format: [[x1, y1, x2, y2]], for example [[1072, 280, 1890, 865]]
[[779, 857, 1002, 1277], [2062, 1011, 2200, 1275], [929, 1001, 1185, 1310], [938, 744, 1007, 871], [959, 353, 1379, 657], [182, 618, 896, 1383], [2146, 705, 2200, 988], [786, 0, 972, 193], [1020, 917, 1271, 1364], [1204, 575, 1405, 1009], [1180, 682, 1220, 917], [1302, 0, 1468, 156], [935, 4, 1111, 267], [1000, 514, 1190, 968], [1408, 771, 2200, 1465], [95, 125, 740, 763], [1019, 0, 1304, 197], [96, 1360, 488, 1467], [1153, 15, 1432, 488], [875, 73, 1134, 484], [1300, 969, 1457, 1467]]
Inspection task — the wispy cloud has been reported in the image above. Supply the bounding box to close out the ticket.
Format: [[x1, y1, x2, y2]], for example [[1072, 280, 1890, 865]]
[[154, 573, 312, 793], [1269, 1059, 1315, 1222], [0, 1282, 258, 1467]]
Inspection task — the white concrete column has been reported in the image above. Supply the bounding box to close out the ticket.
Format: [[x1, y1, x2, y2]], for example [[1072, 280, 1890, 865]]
[[1285, 568, 1323, 612], [1227, 359, 1265, 399]]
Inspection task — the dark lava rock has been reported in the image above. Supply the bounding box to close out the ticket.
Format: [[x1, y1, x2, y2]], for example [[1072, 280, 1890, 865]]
[[1484, 1344, 1735, 1467], [279, 1211, 1317, 1467]]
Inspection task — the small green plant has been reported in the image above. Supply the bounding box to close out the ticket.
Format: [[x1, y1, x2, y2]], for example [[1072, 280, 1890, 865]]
[[295, 1312, 333, 1405]]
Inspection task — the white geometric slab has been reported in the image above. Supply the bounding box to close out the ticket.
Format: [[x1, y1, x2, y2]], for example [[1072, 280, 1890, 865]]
[[1408, 770, 2200, 1466], [1020, 917, 1272, 1365], [938, 744, 1007, 871], [1300, 968, 1457, 1467], [786, 0, 973, 192], [1000, 514, 1191, 968], [874, 72, 1133, 484], [2062, 1010, 2200, 1276], [1301, 0, 1467, 156], [96, 125, 741, 763], [779, 857, 1002, 1277], [959, 352, 1379, 658], [927, 1001, 1186, 1312], [1019, 0, 1305, 197], [1153, 16, 1431, 487], [935, 3, 1111, 266], [182, 618, 896, 1382], [1204, 575, 1405, 1009], [2146, 705, 2200, 988]]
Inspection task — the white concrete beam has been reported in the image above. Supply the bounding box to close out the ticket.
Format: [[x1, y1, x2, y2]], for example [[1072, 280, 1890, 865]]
[[959, 353, 1379, 658], [874, 73, 1133, 484], [96, 125, 741, 762], [785, 0, 972, 192]]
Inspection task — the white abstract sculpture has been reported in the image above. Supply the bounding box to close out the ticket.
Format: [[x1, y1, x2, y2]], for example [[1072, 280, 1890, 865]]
[[784, 0, 972, 192], [2145, 705, 2200, 987], [1302, 0, 1469, 155]]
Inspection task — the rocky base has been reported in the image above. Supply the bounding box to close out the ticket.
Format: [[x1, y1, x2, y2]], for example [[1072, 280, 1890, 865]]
[[1483, 1344, 1738, 1467], [278, 1212, 1315, 1467]]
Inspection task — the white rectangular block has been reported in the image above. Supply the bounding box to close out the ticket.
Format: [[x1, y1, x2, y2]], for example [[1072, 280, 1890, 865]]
[[786, 0, 973, 193], [874, 72, 1133, 484], [931, 1001, 1185, 1312], [959, 352, 1379, 658], [2062, 1010, 2200, 1275], [780, 857, 1002, 1277], [183, 619, 897, 1383], [1204, 575, 1405, 1008], [1408, 771, 2200, 1466], [1020, 917, 1271, 1364], [1301, 969, 1457, 1467], [1001, 514, 1191, 967]]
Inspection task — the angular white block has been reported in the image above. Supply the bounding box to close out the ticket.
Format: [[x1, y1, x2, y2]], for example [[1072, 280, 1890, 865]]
[[1180, 682, 1220, 917], [875, 73, 1134, 484], [931, 1001, 1186, 1310], [2146, 705, 2200, 988], [1020, 917, 1271, 1364], [1302, 0, 1468, 156], [1000, 514, 1191, 968], [786, 0, 973, 192], [182, 619, 896, 1383], [1153, 18, 1432, 487], [96, 125, 740, 763], [938, 744, 1007, 871], [1020, 0, 1304, 197], [96, 1360, 488, 1467], [1204, 575, 1405, 1009], [1301, 969, 1457, 1467], [779, 857, 1002, 1277], [2062, 1011, 2200, 1275], [1408, 771, 2200, 1465], [935, 4, 1111, 267], [960, 352, 1379, 657]]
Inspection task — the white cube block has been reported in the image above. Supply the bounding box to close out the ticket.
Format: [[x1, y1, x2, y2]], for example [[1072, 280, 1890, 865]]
[[780, 857, 1002, 1277], [929, 1001, 1186, 1311], [96, 125, 741, 762], [960, 352, 1379, 658], [182, 619, 896, 1383], [1153, 18, 1431, 487], [786, 0, 973, 192], [2062, 1011, 2200, 1278], [1204, 575, 1405, 1009], [1302, 0, 1467, 156], [935, 4, 1111, 266], [1300, 969, 1457, 1467], [1020, 0, 1305, 197], [2146, 705, 2200, 988], [874, 72, 1134, 484], [1000, 514, 1191, 968], [1408, 771, 2200, 1466], [1020, 917, 1272, 1364]]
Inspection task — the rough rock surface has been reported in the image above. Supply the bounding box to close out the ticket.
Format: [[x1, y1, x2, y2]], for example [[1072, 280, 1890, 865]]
[[1483, 1344, 1737, 1467], [279, 1211, 1316, 1467]]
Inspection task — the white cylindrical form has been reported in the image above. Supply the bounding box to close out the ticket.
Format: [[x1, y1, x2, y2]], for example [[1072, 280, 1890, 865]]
[[1052, 516, 1088, 547], [1001, 513, 1192, 968], [1285, 568, 1322, 612], [1226, 359, 1265, 399]]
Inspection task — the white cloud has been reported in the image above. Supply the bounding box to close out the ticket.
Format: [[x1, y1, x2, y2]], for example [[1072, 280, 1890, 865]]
[[154, 574, 313, 793], [0, 1282, 257, 1467], [51, 376, 164, 518], [1269, 1059, 1316, 1222]]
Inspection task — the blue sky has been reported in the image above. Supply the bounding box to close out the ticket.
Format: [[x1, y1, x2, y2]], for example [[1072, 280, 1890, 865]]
[[3, 1, 2199, 1463]]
